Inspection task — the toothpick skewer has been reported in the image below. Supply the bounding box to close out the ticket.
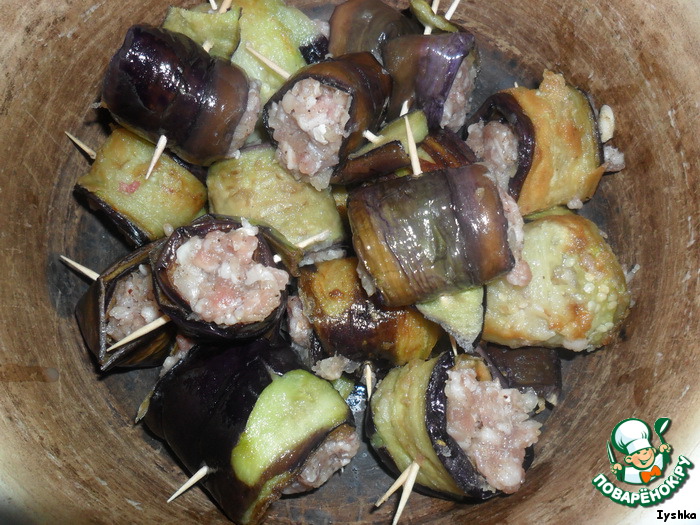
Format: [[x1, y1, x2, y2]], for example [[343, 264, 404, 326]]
[[375, 461, 419, 507], [295, 230, 331, 250], [64, 131, 97, 160], [424, 0, 441, 34], [363, 130, 382, 144], [217, 0, 232, 14], [449, 334, 458, 356], [403, 102, 422, 177], [208, 0, 218, 11], [444, 0, 462, 20], [167, 465, 212, 503], [245, 43, 291, 80], [106, 315, 170, 353], [392, 461, 420, 525], [145, 135, 168, 180], [202, 40, 214, 53], [60, 255, 99, 281], [364, 363, 374, 400]]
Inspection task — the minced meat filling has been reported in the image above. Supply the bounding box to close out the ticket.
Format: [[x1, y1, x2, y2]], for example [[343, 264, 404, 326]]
[[444, 363, 541, 494], [466, 120, 519, 190], [440, 57, 478, 132], [106, 264, 161, 342], [267, 78, 352, 190], [171, 223, 289, 326]]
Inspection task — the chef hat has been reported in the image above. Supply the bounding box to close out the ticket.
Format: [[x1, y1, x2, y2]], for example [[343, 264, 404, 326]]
[[612, 418, 653, 455]]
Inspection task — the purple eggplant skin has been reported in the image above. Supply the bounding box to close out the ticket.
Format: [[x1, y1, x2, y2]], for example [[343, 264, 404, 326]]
[[328, 0, 421, 61], [74, 239, 176, 372], [420, 127, 477, 169], [101, 25, 250, 166], [463, 92, 536, 201], [151, 214, 287, 343], [478, 345, 562, 405], [381, 31, 477, 129], [263, 52, 392, 164], [299, 34, 329, 64], [348, 164, 514, 307]]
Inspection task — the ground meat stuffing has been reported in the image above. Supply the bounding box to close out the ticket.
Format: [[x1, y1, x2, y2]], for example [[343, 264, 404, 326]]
[[499, 188, 532, 287], [312, 355, 360, 381], [466, 120, 519, 190], [106, 264, 161, 342], [440, 57, 478, 132], [267, 78, 352, 190], [228, 80, 261, 154], [171, 223, 289, 326], [283, 425, 360, 494], [287, 295, 314, 350], [445, 363, 541, 494]]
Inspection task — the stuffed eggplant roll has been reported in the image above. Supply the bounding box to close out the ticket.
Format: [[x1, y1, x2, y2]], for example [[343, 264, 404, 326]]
[[151, 214, 289, 342], [263, 52, 392, 190], [483, 210, 631, 351], [142, 339, 359, 525], [465, 70, 606, 215], [368, 352, 541, 500], [382, 31, 479, 131], [102, 25, 259, 166], [348, 164, 514, 307], [75, 239, 175, 371], [297, 257, 442, 368]]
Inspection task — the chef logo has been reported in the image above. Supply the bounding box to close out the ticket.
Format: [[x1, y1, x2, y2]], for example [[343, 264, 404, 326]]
[[591, 417, 694, 507]]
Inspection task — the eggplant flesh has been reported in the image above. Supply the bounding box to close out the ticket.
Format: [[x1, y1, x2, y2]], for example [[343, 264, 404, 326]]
[[143, 340, 356, 525], [348, 164, 514, 307], [151, 214, 288, 342], [328, 0, 421, 61], [74, 239, 175, 372], [297, 257, 441, 367], [102, 25, 252, 166]]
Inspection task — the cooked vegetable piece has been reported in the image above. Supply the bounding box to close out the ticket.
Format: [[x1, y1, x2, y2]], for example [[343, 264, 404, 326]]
[[151, 214, 288, 342], [263, 51, 392, 190], [102, 25, 257, 166], [328, 0, 421, 60], [408, 0, 461, 33], [416, 286, 484, 350], [382, 31, 479, 131], [368, 352, 540, 500], [74, 127, 206, 247], [207, 145, 346, 263], [162, 4, 241, 59], [348, 164, 514, 307], [231, 0, 327, 104], [483, 211, 631, 351], [74, 239, 175, 371], [465, 70, 605, 215], [298, 257, 442, 367], [143, 340, 358, 525]]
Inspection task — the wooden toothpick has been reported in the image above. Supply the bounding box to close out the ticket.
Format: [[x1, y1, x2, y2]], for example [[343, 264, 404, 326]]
[[64, 131, 96, 160], [145, 135, 167, 180], [362, 130, 382, 144], [202, 40, 214, 53], [245, 43, 290, 80], [449, 334, 459, 356], [364, 363, 374, 400], [423, 0, 441, 34], [295, 230, 331, 250], [392, 461, 420, 525], [60, 255, 99, 281], [167, 465, 212, 503], [444, 0, 461, 20], [403, 104, 422, 177], [217, 0, 232, 14], [106, 315, 170, 353], [208, 0, 218, 11]]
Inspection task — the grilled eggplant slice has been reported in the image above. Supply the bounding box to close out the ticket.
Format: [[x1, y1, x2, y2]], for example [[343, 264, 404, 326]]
[[368, 352, 540, 500], [263, 51, 392, 190], [207, 145, 347, 264], [328, 0, 421, 60], [162, 4, 241, 59], [74, 127, 207, 247], [416, 286, 484, 350], [151, 214, 289, 342], [298, 257, 442, 367], [348, 163, 514, 307], [483, 210, 631, 351], [102, 25, 257, 166], [74, 239, 175, 371], [143, 340, 358, 525], [381, 31, 479, 131], [465, 70, 605, 215]]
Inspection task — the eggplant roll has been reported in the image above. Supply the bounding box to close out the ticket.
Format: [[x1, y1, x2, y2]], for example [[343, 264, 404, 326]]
[[102, 25, 258, 166], [367, 352, 541, 500], [143, 340, 359, 525], [75, 239, 175, 372], [328, 0, 421, 60], [464, 70, 605, 215], [263, 52, 392, 190], [297, 257, 442, 367], [483, 210, 631, 351], [74, 127, 207, 247], [382, 31, 479, 131], [151, 214, 289, 342], [348, 164, 514, 307]]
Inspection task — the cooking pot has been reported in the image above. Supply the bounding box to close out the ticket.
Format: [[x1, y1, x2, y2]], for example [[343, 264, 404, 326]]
[[0, 0, 698, 523]]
